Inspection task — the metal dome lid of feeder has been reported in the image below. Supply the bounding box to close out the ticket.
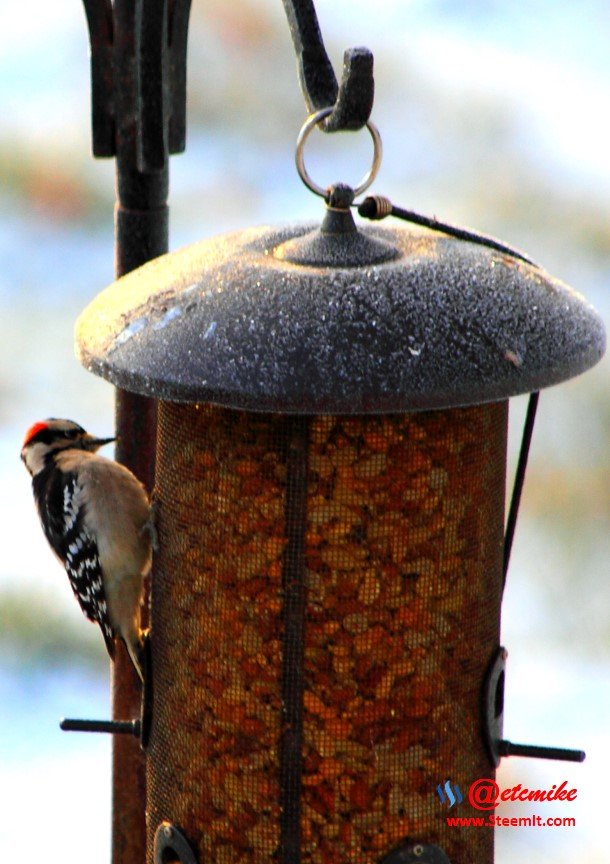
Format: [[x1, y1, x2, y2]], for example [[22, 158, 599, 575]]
[[74, 208, 605, 414]]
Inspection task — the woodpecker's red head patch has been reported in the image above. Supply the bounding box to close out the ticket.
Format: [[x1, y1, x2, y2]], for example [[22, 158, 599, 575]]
[[22, 421, 50, 448]]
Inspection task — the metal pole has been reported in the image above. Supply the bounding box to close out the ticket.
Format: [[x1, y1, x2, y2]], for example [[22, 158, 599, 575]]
[[81, 1, 190, 860], [113, 4, 166, 860]]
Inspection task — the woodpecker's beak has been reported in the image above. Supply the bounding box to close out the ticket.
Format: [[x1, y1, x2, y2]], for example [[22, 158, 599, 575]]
[[84, 434, 116, 451]]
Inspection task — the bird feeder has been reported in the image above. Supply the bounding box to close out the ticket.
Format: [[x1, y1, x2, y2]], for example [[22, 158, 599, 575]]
[[75, 148, 605, 864], [68, 1, 606, 862]]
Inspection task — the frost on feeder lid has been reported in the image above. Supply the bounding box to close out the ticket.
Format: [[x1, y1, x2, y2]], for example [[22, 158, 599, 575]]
[[74, 212, 605, 413]]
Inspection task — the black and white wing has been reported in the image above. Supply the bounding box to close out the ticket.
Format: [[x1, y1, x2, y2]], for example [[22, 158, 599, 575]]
[[34, 467, 116, 658], [63, 530, 115, 658]]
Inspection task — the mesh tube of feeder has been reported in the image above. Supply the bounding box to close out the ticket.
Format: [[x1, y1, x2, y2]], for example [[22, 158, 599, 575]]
[[147, 400, 507, 864]]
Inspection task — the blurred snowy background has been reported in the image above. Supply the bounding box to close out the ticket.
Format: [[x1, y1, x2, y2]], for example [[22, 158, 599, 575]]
[[0, 1, 608, 862]]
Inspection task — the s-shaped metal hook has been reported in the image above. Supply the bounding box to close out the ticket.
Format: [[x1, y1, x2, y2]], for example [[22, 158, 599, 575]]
[[281, 0, 375, 131]]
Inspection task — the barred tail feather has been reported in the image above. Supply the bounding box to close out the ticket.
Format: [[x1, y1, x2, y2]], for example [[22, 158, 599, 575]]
[[101, 627, 116, 660], [123, 631, 144, 683]]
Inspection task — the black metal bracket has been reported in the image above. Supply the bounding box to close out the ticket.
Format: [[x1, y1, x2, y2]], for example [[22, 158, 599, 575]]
[[482, 647, 586, 767], [60, 632, 153, 748], [82, 0, 191, 170], [60, 717, 141, 735], [380, 840, 452, 864], [154, 822, 198, 864], [281, 0, 374, 131]]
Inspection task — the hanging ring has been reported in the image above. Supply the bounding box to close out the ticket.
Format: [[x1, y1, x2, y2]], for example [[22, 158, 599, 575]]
[[295, 107, 382, 199]]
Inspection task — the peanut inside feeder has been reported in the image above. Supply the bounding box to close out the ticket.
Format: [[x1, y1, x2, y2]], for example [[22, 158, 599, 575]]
[[149, 402, 505, 864]]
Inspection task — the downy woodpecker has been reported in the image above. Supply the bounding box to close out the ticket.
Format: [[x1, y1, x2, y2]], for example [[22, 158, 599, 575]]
[[20, 418, 152, 680]]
